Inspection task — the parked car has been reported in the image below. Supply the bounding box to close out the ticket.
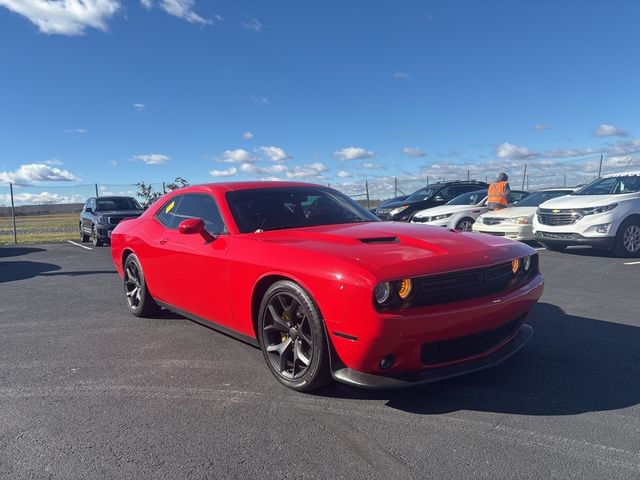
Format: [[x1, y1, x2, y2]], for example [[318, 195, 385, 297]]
[[373, 180, 489, 221], [80, 196, 144, 246], [473, 188, 574, 241], [411, 189, 529, 231], [110, 181, 543, 392], [533, 172, 640, 256], [369, 195, 408, 215]]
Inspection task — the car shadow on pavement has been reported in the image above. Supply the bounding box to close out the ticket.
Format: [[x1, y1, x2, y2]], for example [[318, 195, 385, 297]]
[[0, 246, 46, 258], [560, 247, 623, 259], [0, 260, 114, 283], [318, 302, 640, 416]]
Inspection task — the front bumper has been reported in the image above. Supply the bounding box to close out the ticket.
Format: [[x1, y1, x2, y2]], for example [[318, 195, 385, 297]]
[[96, 225, 116, 240], [332, 324, 533, 389], [472, 223, 534, 241], [534, 231, 615, 248]]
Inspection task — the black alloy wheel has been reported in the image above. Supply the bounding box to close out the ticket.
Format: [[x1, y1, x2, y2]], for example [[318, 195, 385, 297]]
[[258, 280, 331, 391], [455, 217, 475, 232], [92, 225, 103, 247], [123, 254, 160, 317]]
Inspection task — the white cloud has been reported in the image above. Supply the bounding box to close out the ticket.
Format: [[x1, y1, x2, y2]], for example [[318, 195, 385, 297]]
[[218, 149, 255, 163], [242, 18, 262, 32], [251, 96, 269, 105], [238, 163, 289, 175], [258, 146, 292, 162], [362, 162, 384, 169], [0, 0, 120, 35], [495, 143, 540, 160], [132, 153, 170, 164], [337, 170, 352, 178], [140, 0, 211, 25], [133, 103, 146, 110], [543, 147, 598, 158], [334, 147, 376, 161], [242, 131, 254, 140], [402, 147, 426, 158], [109, 160, 118, 166], [593, 124, 628, 138], [209, 167, 237, 177], [65, 128, 87, 134], [534, 124, 549, 131], [393, 72, 411, 80], [604, 138, 640, 156], [286, 162, 327, 179], [0, 163, 79, 185]]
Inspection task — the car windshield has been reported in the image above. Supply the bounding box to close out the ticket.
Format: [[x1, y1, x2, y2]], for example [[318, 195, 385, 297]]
[[96, 197, 142, 211], [447, 190, 487, 206], [405, 187, 437, 202], [226, 187, 379, 233], [515, 190, 573, 207], [572, 175, 640, 195]]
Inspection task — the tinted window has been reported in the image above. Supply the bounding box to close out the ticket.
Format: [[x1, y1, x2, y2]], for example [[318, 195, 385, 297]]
[[509, 191, 529, 203], [406, 187, 437, 202], [515, 190, 573, 207], [447, 190, 487, 206], [226, 187, 378, 233], [155, 197, 182, 229], [172, 194, 226, 234], [96, 197, 142, 211], [573, 175, 640, 195]]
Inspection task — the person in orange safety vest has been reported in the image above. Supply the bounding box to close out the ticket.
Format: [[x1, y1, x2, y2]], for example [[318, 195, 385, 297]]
[[487, 172, 511, 210]]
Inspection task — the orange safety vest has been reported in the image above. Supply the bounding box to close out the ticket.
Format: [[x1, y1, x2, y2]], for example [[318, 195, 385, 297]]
[[487, 181, 508, 207]]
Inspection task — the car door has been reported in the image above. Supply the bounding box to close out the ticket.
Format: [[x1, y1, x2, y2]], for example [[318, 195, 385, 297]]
[[82, 198, 95, 233], [153, 193, 233, 327]]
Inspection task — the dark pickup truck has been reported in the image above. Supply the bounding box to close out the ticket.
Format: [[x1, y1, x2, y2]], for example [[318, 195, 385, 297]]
[[79, 196, 144, 246]]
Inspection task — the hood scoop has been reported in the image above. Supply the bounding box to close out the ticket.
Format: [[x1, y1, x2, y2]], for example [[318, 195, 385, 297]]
[[359, 236, 399, 244]]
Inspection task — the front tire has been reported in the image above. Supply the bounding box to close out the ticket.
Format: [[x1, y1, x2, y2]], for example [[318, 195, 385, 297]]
[[92, 225, 103, 247], [455, 217, 475, 231], [614, 218, 640, 257], [258, 280, 331, 392], [80, 224, 89, 242], [123, 254, 160, 317]]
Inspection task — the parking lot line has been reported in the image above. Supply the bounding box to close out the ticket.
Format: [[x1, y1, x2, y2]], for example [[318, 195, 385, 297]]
[[623, 260, 640, 265], [67, 240, 93, 251]]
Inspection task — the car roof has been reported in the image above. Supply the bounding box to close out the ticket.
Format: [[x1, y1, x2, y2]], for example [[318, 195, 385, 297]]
[[602, 171, 640, 178], [177, 181, 327, 194]]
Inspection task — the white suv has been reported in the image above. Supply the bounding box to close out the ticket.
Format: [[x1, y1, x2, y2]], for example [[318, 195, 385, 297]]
[[533, 172, 640, 257]]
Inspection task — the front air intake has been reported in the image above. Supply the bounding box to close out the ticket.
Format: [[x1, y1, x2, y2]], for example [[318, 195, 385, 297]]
[[359, 237, 399, 244]]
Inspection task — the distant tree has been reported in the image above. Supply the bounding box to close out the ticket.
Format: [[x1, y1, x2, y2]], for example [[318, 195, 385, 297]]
[[166, 177, 189, 191], [136, 181, 158, 208]]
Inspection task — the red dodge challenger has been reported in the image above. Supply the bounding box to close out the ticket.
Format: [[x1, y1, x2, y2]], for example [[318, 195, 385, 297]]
[[111, 182, 543, 391]]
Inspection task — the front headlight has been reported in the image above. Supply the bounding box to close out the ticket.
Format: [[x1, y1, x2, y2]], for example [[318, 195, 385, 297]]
[[97, 215, 109, 224], [505, 216, 531, 224], [389, 205, 410, 216], [374, 282, 392, 304], [579, 203, 618, 215], [476, 216, 484, 224], [432, 213, 453, 221]]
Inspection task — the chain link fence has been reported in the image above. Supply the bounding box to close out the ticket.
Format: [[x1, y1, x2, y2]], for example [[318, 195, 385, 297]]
[[1, 154, 639, 244]]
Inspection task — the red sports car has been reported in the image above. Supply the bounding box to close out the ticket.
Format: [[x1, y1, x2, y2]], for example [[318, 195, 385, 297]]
[[111, 182, 543, 391]]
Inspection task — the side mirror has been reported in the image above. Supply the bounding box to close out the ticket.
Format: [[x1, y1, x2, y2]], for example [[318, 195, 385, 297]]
[[178, 218, 215, 242], [85, 207, 93, 214]]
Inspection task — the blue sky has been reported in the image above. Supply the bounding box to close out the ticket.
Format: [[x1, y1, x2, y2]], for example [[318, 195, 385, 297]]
[[1, 0, 639, 196]]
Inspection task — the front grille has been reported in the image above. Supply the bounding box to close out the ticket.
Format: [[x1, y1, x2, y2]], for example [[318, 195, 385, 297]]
[[484, 231, 505, 236], [420, 316, 524, 365], [537, 209, 579, 226], [108, 217, 124, 225], [482, 217, 504, 226], [412, 217, 429, 223], [536, 231, 577, 240], [378, 256, 538, 311]]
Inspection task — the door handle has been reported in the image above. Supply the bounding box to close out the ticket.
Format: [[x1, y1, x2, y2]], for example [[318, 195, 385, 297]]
[[159, 238, 169, 245]]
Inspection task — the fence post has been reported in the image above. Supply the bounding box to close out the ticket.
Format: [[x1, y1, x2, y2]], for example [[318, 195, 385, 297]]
[[521, 164, 527, 190], [394, 176, 398, 197], [95, 183, 99, 197], [162, 182, 166, 194], [598, 154, 603, 178], [365, 180, 371, 208], [467, 170, 470, 181], [563, 174, 566, 187], [9, 182, 17, 244]]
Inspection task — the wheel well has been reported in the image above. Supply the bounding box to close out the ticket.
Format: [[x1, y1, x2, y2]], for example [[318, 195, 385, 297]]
[[121, 249, 134, 269], [251, 275, 291, 343]]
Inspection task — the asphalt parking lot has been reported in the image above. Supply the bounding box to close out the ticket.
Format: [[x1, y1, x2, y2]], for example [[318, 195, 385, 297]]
[[1, 242, 639, 479]]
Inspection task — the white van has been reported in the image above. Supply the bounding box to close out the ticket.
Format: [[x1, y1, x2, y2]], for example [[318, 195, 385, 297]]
[[532, 172, 640, 257]]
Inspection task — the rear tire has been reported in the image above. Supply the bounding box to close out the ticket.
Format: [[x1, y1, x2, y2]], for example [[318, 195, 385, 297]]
[[258, 280, 331, 392], [123, 254, 160, 317], [455, 217, 475, 232], [613, 218, 640, 258]]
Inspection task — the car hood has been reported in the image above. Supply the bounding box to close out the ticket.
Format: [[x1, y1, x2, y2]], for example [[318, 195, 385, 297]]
[[413, 204, 482, 218], [481, 206, 537, 219], [252, 222, 534, 279], [377, 198, 425, 210], [539, 193, 637, 209]]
